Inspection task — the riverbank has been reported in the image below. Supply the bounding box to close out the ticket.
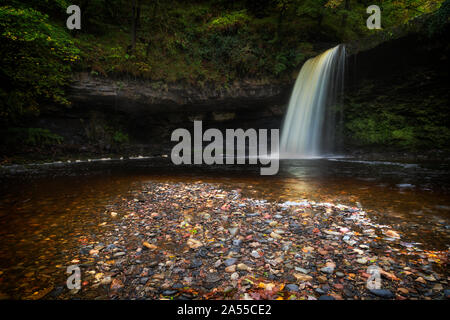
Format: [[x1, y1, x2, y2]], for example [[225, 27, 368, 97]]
[[0, 146, 450, 178], [4, 141, 450, 168]]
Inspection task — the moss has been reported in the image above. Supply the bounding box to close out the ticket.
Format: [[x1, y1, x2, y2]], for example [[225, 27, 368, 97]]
[[344, 70, 450, 151]]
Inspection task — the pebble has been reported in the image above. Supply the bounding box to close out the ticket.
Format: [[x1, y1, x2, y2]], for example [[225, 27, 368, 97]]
[[162, 290, 177, 296], [113, 252, 126, 257], [294, 267, 309, 274], [369, 289, 394, 299], [187, 238, 203, 249], [285, 284, 299, 292], [416, 277, 427, 284], [232, 240, 242, 246], [318, 295, 335, 300], [224, 258, 237, 267], [110, 278, 124, 291], [101, 276, 112, 285], [225, 265, 236, 273], [398, 288, 409, 294], [320, 266, 334, 274]]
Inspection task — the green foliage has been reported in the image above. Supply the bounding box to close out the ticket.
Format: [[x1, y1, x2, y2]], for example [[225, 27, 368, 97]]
[[344, 74, 450, 151], [62, 0, 446, 84], [0, 0, 446, 129], [346, 108, 450, 150], [0, 5, 80, 123], [112, 131, 129, 145], [2, 127, 64, 147], [296, 0, 328, 20], [346, 111, 417, 148], [382, 0, 444, 26], [5, 0, 70, 16], [208, 10, 250, 33]]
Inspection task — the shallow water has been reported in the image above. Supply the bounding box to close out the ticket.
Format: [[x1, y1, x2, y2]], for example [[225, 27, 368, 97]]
[[0, 157, 449, 298]]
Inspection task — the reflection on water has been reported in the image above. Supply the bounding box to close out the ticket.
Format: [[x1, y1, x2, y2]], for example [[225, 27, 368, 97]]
[[0, 157, 449, 298]]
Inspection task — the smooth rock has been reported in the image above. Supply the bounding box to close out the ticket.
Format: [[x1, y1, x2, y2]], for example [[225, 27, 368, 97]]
[[230, 272, 239, 281], [224, 258, 237, 267], [229, 228, 238, 236], [237, 263, 249, 271], [225, 265, 236, 273], [285, 284, 299, 292], [318, 295, 335, 300], [369, 289, 394, 298]]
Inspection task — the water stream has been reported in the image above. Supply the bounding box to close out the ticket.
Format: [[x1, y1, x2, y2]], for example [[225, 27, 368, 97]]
[[281, 45, 346, 158]]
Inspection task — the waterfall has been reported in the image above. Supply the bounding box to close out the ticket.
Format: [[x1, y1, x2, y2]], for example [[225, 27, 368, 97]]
[[280, 45, 346, 158]]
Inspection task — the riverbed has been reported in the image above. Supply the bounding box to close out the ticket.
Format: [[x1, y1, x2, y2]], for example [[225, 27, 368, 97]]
[[0, 157, 448, 299]]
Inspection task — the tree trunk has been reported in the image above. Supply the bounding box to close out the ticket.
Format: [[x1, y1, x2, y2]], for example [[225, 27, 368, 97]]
[[277, 4, 287, 38], [136, 2, 141, 28], [130, 0, 140, 53], [318, 14, 324, 28]]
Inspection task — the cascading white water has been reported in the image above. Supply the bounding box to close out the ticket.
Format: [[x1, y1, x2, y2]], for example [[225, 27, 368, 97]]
[[280, 45, 345, 158]]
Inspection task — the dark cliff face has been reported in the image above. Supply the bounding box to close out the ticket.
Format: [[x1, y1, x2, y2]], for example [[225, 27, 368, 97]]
[[68, 73, 292, 114], [343, 22, 450, 156], [35, 74, 291, 156], [346, 33, 449, 90]]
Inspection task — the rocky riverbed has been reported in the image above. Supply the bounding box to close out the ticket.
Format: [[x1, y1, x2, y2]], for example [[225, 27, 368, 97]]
[[44, 181, 449, 300]]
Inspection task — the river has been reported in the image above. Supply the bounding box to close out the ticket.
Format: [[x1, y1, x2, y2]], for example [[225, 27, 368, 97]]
[[0, 157, 449, 299]]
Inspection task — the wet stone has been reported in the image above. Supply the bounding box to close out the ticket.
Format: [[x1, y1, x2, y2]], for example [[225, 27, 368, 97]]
[[320, 266, 334, 274], [369, 289, 394, 299], [228, 228, 238, 237], [232, 240, 242, 247], [195, 247, 208, 258], [189, 259, 203, 269], [443, 289, 450, 298], [286, 284, 299, 292], [162, 290, 178, 296], [246, 213, 259, 217], [224, 258, 237, 267], [140, 277, 149, 284], [205, 274, 221, 283], [318, 295, 335, 300], [344, 289, 355, 298]]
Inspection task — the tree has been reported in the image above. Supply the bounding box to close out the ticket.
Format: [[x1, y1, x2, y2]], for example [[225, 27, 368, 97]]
[[0, 5, 80, 123]]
